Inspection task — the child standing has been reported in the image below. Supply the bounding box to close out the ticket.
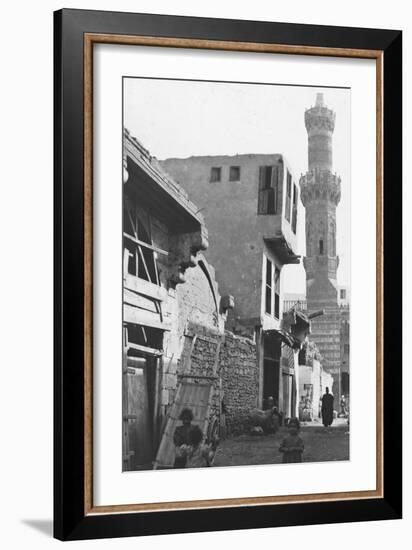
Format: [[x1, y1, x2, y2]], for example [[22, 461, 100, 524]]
[[173, 408, 194, 468], [279, 418, 304, 463]]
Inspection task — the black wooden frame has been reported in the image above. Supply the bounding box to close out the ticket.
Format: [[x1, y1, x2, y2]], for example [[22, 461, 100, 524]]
[[54, 8, 402, 541]]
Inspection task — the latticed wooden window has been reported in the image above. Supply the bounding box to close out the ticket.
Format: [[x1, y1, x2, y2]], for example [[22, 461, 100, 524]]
[[274, 266, 280, 319], [210, 166, 221, 183], [292, 184, 298, 233], [265, 258, 272, 315], [285, 171, 292, 222], [123, 198, 160, 285], [258, 165, 279, 214]]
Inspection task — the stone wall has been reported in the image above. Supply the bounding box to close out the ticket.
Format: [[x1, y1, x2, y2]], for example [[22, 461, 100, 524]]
[[177, 322, 222, 427], [219, 331, 258, 434]]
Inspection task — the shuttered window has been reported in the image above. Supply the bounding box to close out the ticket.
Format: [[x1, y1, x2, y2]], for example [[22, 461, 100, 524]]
[[210, 167, 221, 183], [229, 166, 241, 182], [265, 258, 272, 315], [274, 266, 280, 319], [285, 171, 292, 222], [265, 259, 281, 319], [258, 165, 279, 214], [292, 183, 298, 233]]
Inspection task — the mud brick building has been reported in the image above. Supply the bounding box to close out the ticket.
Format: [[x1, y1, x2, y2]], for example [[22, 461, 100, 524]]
[[161, 152, 304, 419], [123, 130, 258, 470], [219, 331, 258, 434]]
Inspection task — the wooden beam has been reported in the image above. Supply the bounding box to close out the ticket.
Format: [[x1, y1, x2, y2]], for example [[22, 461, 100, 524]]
[[123, 274, 167, 302], [137, 242, 152, 282], [177, 374, 218, 381], [127, 342, 163, 356], [123, 232, 168, 256], [123, 304, 171, 331]]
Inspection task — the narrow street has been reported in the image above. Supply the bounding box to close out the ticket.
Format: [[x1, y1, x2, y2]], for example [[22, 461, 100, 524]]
[[213, 419, 349, 467]]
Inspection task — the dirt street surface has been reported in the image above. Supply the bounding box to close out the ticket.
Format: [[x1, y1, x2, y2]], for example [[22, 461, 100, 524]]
[[213, 419, 349, 467]]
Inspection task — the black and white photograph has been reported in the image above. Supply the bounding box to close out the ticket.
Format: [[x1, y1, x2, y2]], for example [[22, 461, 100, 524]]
[[0, 0, 405, 545], [122, 78, 351, 471]]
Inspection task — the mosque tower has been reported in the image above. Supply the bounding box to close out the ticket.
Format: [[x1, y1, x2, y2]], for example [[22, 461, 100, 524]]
[[300, 93, 343, 385], [300, 92, 341, 311]]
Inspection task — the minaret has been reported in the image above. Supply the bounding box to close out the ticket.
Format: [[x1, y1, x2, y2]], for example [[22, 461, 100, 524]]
[[300, 93, 343, 386], [300, 93, 341, 310]]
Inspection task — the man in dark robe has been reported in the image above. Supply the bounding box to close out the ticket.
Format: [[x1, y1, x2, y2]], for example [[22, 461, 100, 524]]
[[321, 387, 334, 427]]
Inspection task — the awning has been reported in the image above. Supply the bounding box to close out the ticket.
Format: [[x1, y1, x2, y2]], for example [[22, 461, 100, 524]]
[[264, 328, 300, 349], [263, 237, 300, 265]]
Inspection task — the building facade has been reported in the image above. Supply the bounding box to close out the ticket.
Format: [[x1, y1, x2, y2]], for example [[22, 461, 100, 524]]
[[161, 153, 303, 418], [300, 93, 350, 404], [123, 130, 223, 470], [123, 130, 260, 470], [298, 340, 333, 420], [340, 307, 350, 398]]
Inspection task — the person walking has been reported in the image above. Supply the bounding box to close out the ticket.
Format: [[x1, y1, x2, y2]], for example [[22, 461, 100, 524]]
[[321, 387, 334, 427]]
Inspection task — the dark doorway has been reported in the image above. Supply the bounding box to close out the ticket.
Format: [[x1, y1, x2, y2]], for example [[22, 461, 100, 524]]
[[123, 353, 159, 470], [341, 372, 350, 395], [263, 335, 281, 407]]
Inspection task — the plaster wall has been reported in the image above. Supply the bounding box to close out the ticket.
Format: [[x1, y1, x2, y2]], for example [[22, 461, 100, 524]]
[[161, 154, 299, 334]]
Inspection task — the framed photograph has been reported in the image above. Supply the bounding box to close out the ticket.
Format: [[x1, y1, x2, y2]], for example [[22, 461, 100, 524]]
[[54, 9, 402, 541]]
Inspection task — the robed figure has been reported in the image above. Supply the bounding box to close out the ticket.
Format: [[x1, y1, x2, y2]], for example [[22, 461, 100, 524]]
[[321, 387, 334, 427]]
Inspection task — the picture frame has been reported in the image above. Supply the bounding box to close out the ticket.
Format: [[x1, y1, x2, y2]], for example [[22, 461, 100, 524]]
[[54, 8, 402, 541]]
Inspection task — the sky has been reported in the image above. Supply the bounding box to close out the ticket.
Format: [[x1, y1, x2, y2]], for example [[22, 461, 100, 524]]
[[124, 78, 351, 295]]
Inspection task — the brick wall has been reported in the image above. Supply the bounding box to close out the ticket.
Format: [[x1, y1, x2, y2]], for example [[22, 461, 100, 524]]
[[219, 331, 258, 434], [162, 260, 258, 437], [177, 323, 222, 425]]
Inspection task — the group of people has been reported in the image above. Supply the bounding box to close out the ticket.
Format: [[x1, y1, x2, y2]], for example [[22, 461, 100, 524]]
[[173, 406, 306, 467], [173, 388, 342, 468]]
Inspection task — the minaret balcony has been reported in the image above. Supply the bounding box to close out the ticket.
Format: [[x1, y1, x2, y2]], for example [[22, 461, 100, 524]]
[[304, 95, 336, 133], [304, 107, 336, 133], [300, 170, 341, 206]]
